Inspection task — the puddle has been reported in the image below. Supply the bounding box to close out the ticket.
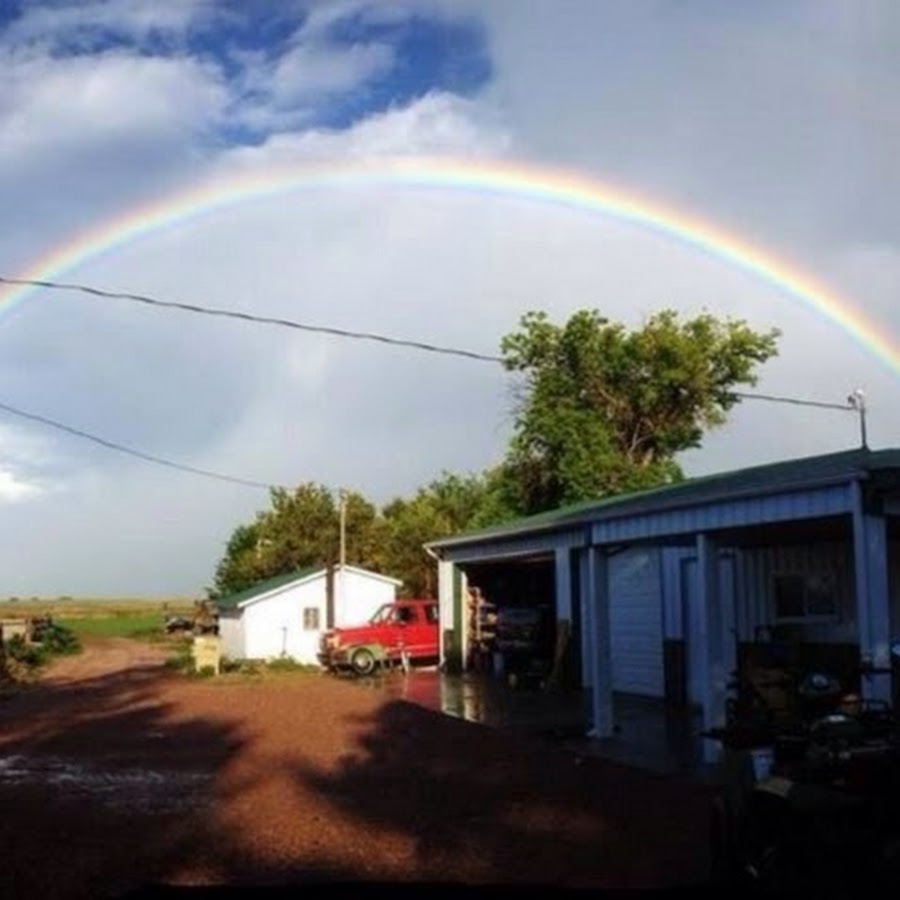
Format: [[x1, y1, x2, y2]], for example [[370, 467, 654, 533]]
[[0, 754, 211, 813]]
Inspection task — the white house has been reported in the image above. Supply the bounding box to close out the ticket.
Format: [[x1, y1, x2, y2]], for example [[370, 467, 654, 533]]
[[216, 564, 403, 665]]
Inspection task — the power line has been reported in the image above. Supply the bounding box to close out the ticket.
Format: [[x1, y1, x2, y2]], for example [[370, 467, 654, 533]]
[[0, 274, 861, 413], [0, 275, 503, 363], [0, 398, 278, 490]]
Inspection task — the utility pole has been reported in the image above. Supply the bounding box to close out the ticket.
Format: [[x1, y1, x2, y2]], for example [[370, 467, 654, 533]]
[[338, 489, 347, 611], [848, 388, 868, 449], [339, 489, 347, 568]]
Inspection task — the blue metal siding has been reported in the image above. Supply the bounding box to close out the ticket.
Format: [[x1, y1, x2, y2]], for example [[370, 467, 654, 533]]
[[661, 547, 692, 640], [591, 484, 851, 545], [609, 548, 664, 696], [737, 542, 857, 644], [578, 548, 593, 687], [889, 541, 900, 641]]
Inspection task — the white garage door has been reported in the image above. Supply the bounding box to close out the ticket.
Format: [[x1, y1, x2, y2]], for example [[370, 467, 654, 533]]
[[608, 548, 664, 697]]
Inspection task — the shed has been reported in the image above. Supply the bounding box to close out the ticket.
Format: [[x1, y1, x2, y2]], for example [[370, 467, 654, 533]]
[[427, 447, 900, 760], [216, 564, 403, 665]]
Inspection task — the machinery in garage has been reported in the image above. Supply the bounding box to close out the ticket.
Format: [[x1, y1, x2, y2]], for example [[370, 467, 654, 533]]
[[461, 557, 566, 688], [708, 631, 900, 888]]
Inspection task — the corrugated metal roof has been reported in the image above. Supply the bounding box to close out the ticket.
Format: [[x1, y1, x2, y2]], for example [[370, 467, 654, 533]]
[[213, 564, 404, 611], [214, 566, 322, 611], [428, 447, 900, 552]]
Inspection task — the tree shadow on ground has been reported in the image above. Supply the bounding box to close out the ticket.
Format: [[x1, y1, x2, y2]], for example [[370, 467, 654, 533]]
[[0, 664, 246, 900], [276, 699, 715, 889], [0, 661, 715, 897], [0, 663, 435, 899]]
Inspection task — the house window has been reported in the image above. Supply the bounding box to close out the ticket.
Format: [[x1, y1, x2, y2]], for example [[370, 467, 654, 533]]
[[302, 607, 320, 630], [773, 572, 837, 620]]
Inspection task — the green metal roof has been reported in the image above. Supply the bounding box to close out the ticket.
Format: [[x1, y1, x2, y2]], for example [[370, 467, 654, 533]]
[[428, 447, 900, 551], [215, 565, 322, 611]]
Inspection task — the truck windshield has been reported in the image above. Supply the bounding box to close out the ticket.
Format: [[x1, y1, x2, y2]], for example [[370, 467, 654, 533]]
[[369, 605, 392, 624], [368, 605, 416, 625]]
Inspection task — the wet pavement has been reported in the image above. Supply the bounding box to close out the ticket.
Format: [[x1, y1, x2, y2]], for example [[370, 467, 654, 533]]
[[0, 753, 212, 814], [359, 667, 716, 782]]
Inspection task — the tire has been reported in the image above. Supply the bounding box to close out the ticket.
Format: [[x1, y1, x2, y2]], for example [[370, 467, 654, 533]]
[[351, 647, 377, 676]]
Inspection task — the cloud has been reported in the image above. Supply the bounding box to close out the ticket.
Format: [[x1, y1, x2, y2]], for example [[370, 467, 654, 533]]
[[0, 36, 230, 249], [475, 1, 900, 256], [0, 50, 227, 159], [0, 428, 46, 502], [219, 89, 508, 167], [0, 473, 35, 503], [230, 36, 396, 135], [272, 40, 395, 104], [0, 0, 214, 48], [300, 0, 473, 35], [0, 470, 40, 502]]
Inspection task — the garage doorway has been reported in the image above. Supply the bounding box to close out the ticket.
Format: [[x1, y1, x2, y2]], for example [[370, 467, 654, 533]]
[[461, 556, 580, 686]]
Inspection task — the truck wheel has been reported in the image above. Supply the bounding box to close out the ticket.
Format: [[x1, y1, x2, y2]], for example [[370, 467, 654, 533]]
[[351, 647, 377, 676]]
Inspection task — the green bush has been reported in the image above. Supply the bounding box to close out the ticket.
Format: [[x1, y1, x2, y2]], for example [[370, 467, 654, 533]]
[[164, 642, 194, 672], [32, 621, 81, 656], [265, 656, 319, 674], [1, 621, 81, 682], [220, 657, 264, 676], [218, 656, 318, 676], [6, 635, 48, 669]]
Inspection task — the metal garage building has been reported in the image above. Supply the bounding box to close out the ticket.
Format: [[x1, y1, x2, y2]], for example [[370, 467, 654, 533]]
[[427, 448, 900, 759]]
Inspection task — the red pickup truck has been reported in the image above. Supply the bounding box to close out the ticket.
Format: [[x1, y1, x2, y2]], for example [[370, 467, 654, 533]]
[[318, 599, 440, 675]]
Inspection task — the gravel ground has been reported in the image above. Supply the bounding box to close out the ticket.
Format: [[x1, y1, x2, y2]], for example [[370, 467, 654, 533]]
[[0, 639, 714, 897]]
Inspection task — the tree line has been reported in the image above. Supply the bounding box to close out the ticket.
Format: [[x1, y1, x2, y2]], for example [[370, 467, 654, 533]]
[[210, 307, 779, 598]]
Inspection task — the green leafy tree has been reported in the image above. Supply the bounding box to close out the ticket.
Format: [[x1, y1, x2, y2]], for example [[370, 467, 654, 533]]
[[211, 523, 263, 598], [210, 483, 384, 598], [382, 472, 500, 597], [499, 308, 780, 514]]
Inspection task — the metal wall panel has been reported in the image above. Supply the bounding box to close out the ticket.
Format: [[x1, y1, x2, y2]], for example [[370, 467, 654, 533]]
[[737, 541, 857, 643], [608, 548, 665, 697], [889, 540, 900, 639], [591, 484, 851, 545]]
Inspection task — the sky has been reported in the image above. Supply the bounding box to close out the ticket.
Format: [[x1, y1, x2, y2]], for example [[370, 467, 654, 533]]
[[2, 0, 900, 596]]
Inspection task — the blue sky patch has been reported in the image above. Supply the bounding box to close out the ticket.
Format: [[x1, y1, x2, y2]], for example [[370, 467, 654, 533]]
[[185, 2, 301, 79], [0, 1, 491, 142], [313, 14, 491, 129]]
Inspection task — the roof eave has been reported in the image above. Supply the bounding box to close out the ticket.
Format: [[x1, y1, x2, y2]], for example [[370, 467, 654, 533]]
[[427, 468, 867, 556], [231, 569, 326, 610], [338, 564, 404, 586]]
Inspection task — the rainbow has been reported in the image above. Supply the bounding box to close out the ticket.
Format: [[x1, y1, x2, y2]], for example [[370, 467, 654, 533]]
[[3, 155, 897, 375]]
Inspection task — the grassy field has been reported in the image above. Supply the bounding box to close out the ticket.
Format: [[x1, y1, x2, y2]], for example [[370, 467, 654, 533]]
[[57, 613, 172, 639], [0, 598, 196, 639]]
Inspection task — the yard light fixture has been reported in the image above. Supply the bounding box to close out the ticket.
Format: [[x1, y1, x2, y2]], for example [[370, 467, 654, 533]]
[[847, 388, 868, 449]]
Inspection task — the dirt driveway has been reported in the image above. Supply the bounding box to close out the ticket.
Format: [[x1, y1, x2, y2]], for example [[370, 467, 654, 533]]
[[0, 638, 714, 897]]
